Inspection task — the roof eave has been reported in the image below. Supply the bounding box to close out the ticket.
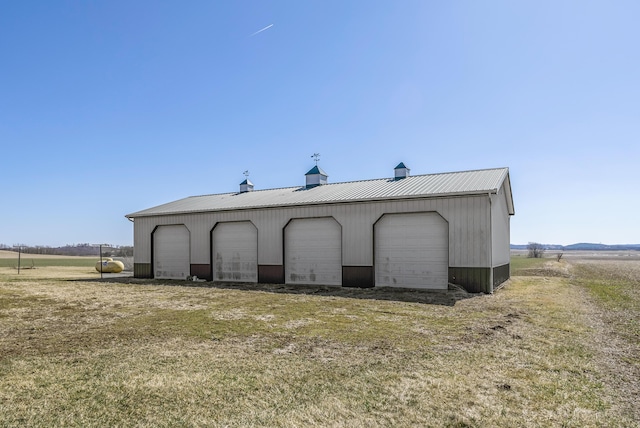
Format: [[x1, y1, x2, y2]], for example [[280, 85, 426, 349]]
[[501, 169, 515, 215]]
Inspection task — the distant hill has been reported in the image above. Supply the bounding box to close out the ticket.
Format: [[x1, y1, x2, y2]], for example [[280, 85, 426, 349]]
[[511, 243, 640, 251]]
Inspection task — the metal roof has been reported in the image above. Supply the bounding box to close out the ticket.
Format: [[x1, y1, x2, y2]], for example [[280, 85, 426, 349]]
[[305, 165, 328, 176], [126, 167, 514, 218]]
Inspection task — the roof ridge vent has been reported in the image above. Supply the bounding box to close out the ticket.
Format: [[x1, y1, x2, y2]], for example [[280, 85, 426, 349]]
[[394, 162, 410, 180]]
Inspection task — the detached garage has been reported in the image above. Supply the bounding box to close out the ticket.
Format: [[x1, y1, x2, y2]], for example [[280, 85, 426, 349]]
[[126, 163, 514, 293]]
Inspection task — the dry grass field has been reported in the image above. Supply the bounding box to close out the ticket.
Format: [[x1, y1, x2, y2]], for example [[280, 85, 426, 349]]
[[1, 255, 638, 427]]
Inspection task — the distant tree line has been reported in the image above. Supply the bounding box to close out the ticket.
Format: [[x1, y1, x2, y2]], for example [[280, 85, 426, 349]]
[[0, 243, 133, 257], [512, 243, 640, 251]]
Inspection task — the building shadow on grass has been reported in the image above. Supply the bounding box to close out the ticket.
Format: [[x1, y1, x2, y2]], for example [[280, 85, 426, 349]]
[[74, 276, 482, 306]]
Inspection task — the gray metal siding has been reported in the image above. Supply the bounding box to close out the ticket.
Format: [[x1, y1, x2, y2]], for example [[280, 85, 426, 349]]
[[132, 194, 493, 277], [342, 266, 374, 288], [491, 183, 511, 267], [133, 217, 153, 264], [134, 263, 152, 278], [493, 264, 510, 288], [448, 267, 491, 293]]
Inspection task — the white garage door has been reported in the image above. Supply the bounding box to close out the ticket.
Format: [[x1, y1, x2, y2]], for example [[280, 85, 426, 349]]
[[212, 221, 258, 282], [154, 225, 190, 280], [285, 217, 342, 286], [375, 212, 448, 290]]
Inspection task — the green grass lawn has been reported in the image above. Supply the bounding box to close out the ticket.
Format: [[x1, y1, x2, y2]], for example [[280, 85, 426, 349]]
[[509, 254, 551, 275]]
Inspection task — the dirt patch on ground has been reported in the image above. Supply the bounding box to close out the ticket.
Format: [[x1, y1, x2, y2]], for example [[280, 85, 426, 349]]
[[97, 277, 477, 307]]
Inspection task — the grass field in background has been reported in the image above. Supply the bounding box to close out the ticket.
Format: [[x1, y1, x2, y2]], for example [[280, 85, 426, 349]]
[[0, 257, 638, 426], [0, 257, 97, 268], [509, 254, 551, 274]]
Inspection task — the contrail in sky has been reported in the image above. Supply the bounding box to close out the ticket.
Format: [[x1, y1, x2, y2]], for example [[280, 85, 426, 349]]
[[250, 24, 273, 37]]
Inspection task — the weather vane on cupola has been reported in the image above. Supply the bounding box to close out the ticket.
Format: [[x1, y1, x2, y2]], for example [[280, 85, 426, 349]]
[[311, 153, 320, 165], [243, 170, 250, 178]]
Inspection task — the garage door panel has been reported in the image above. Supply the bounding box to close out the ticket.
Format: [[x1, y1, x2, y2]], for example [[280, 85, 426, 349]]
[[375, 213, 448, 289], [285, 217, 341, 286], [213, 222, 257, 282], [154, 225, 190, 280]]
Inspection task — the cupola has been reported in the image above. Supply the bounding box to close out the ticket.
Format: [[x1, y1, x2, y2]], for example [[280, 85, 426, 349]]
[[239, 178, 254, 193], [394, 162, 410, 180], [305, 165, 328, 189]]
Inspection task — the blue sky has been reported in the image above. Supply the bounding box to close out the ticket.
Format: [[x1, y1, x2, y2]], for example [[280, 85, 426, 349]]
[[1, 1, 638, 247]]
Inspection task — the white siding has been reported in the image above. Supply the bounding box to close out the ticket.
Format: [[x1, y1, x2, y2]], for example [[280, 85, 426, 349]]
[[375, 212, 448, 289], [285, 217, 342, 285], [212, 221, 258, 282], [153, 225, 190, 279], [133, 194, 494, 274], [491, 184, 511, 266], [133, 217, 153, 263]]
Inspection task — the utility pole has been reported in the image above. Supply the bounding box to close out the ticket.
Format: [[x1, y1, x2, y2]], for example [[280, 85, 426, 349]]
[[16, 246, 21, 274]]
